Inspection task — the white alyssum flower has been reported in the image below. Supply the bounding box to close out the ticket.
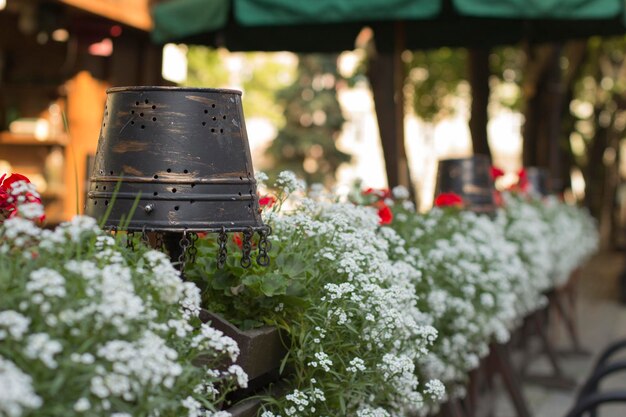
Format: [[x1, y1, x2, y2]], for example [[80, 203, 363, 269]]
[[17, 202, 45, 220], [228, 365, 248, 388], [346, 357, 366, 373], [73, 397, 91, 412], [0, 356, 43, 416], [0, 310, 30, 341], [424, 379, 446, 400], [0, 214, 247, 416], [191, 323, 239, 362], [0, 217, 42, 247], [392, 185, 410, 200], [275, 171, 305, 194], [24, 332, 63, 368], [143, 250, 184, 304], [27, 268, 67, 298]]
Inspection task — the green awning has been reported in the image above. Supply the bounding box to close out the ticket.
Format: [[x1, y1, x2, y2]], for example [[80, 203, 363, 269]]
[[152, 0, 230, 43], [235, 0, 441, 25], [151, 0, 626, 49], [152, 0, 441, 44], [453, 0, 622, 19]]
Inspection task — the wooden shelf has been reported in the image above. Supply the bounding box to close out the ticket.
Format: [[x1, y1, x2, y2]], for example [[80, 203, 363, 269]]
[[40, 190, 65, 200], [0, 131, 68, 147]]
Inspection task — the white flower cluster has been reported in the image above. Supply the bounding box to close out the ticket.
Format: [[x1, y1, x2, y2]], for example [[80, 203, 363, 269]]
[[496, 193, 553, 300], [390, 208, 527, 397], [541, 196, 599, 286], [0, 356, 43, 417], [497, 193, 598, 294], [275, 171, 306, 195], [2, 179, 45, 222], [262, 193, 442, 416], [0, 215, 246, 416], [383, 190, 598, 410]]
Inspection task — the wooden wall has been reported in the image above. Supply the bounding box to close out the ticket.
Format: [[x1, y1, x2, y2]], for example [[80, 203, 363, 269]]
[[0, 1, 165, 223]]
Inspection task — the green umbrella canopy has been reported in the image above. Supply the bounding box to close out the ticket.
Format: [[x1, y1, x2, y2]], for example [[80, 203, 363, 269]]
[[150, 0, 626, 190], [151, 0, 626, 51]]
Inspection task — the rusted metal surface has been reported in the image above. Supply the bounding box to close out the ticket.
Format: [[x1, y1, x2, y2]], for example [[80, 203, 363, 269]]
[[434, 155, 496, 214], [86, 87, 266, 234]]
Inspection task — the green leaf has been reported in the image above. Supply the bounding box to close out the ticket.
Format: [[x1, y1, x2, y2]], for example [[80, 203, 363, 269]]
[[210, 269, 239, 292], [259, 273, 290, 297]]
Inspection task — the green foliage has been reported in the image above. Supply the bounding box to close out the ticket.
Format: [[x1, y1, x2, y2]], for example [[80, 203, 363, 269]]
[[184, 47, 295, 126], [185, 47, 230, 88], [404, 46, 524, 123], [406, 48, 468, 123], [187, 233, 312, 331], [489, 46, 525, 111], [264, 55, 351, 186]]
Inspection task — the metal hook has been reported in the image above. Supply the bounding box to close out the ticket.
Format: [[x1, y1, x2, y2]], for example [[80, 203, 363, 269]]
[[256, 225, 272, 266], [241, 227, 254, 268], [217, 226, 228, 269]]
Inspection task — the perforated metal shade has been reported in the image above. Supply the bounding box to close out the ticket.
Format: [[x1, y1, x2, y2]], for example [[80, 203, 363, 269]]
[[435, 155, 496, 213], [85, 86, 265, 233], [525, 167, 551, 197]]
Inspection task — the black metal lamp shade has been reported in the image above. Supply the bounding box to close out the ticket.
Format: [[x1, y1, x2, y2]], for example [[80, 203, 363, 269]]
[[85, 87, 270, 269], [435, 155, 496, 213], [525, 167, 551, 197], [86, 86, 264, 233]]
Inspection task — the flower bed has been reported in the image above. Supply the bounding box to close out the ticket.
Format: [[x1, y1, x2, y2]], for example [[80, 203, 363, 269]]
[[0, 175, 246, 417], [188, 173, 443, 417], [186, 173, 597, 416], [0, 171, 598, 417]]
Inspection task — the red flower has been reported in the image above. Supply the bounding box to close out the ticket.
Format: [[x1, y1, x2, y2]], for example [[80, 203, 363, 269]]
[[0, 172, 45, 222], [517, 168, 529, 192], [376, 202, 393, 225], [490, 166, 505, 180], [493, 190, 504, 207], [434, 192, 464, 208], [363, 188, 391, 199], [259, 195, 277, 208], [232, 233, 243, 249], [1, 173, 31, 189]]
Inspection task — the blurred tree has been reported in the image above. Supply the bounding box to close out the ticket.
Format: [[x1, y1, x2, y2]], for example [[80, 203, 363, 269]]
[[264, 54, 350, 186], [567, 36, 626, 246], [186, 47, 230, 88], [406, 47, 467, 124], [405, 46, 525, 158], [184, 47, 295, 126]]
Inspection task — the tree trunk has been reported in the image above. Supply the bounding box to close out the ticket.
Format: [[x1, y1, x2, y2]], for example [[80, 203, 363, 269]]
[[468, 48, 491, 159], [367, 22, 411, 191], [522, 44, 561, 169], [584, 105, 609, 220], [545, 43, 565, 191], [558, 41, 588, 191]]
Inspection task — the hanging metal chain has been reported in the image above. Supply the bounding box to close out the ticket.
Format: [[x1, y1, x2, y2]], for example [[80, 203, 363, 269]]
[[188, 232, 199, 265], [217, 227, 228, 269], [141, 225, 150, 247], [126, 231, 135, 251], [155, 232, 164, 251], [256, 225, 272, 267], [178, 231, 191, 273], [241, 227, 254, 268]]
